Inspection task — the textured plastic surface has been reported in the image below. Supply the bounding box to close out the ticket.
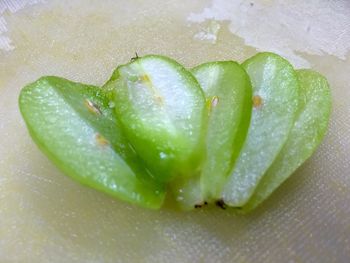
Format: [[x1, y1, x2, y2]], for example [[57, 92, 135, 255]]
[[1, 0, 350, 262]]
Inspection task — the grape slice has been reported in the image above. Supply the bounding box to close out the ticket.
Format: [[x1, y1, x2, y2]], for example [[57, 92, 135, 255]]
[[222, 52, 299, 207], [107, 55, 207, 183], [195, 61, 252, 201], [242, 69, 332, 212], [19, 76, 165, 209], [171, 61, 253, 209]]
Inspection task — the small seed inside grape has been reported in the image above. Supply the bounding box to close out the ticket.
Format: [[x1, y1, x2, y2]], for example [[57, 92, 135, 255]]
[[139, 74, 151, 83], [154, 95, 164, 105], [95, 133, 110, 146], [211, 96, 219, 108], [84, 99, 102, 115], [252, 95, 263, 108]]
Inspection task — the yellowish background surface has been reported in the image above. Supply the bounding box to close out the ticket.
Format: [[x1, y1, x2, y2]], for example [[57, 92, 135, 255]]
[[1, 0, 349, 262]]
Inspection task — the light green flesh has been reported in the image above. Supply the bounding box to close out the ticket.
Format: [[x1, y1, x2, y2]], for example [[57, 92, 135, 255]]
[[222, 52, 299, 207], [110, 55, 207, 183], [171, 61, 253, 209], [19, 76, 165, 209], [242, 69, 332, 212]]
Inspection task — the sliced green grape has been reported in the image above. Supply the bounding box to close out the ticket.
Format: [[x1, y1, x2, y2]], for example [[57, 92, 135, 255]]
[[19, 76, 165, 209], [105, 55, 207, 183], [195, 61, 252, 201], [171, 61, 252, 209], [242, 70, 332, 212], [222, 52, 299, 207]]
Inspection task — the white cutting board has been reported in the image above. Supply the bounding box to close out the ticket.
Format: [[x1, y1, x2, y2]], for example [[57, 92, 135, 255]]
[[1, 0, 350, 262]]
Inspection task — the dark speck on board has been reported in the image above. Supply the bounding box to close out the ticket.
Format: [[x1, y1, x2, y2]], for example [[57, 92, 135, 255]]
[[215, 199, 227, 210]]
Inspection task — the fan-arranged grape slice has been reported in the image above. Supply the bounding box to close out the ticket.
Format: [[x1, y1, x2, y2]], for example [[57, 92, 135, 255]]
[[242, 70, 332, 212], [19, 76, 165, 209], [222, 52, 300, 207], [171, 61, 253, 209], [195, 61, 253, 200], [105, 55, 207, 183]]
